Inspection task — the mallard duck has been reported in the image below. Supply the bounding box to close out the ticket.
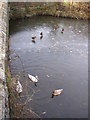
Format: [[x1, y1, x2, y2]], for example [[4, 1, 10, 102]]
[[62, 28, 64, 31], [61, 28, 64, 33], [40, 32, 43, 36], [32, 36, 36, 43], [53, 24, 59, 31], [52, 89, 63, 98], [40, 32, 43, 39], [32, 36, 36, 39], [28, 74, 39, 86], [32, 39, 36, 43], [40, 35, 43, 39], [16, 81, 23, 95]]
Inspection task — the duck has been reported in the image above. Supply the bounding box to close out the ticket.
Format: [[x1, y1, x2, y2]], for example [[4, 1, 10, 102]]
[[32, 36, 36, 43], [51, 89, 63, 98], [40, 32, 43, 36], [16, 80, 23, 95], [61, 28, 64, 34], [40, 32, 43, 39], [32, 39, 36, 43], [28, 74, 39, 86], [53, 24, 59, 31], [32, 36, 36, 39]]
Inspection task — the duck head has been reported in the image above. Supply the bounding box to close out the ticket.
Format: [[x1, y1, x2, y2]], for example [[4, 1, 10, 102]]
[[32, 36, 36, 39]]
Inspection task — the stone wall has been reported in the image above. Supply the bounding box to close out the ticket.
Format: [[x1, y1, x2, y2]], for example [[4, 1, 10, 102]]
[[0, 2, 9, 120]]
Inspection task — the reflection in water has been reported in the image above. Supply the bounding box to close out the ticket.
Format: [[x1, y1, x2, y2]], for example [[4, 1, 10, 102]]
[[9, 16, 88, 118]]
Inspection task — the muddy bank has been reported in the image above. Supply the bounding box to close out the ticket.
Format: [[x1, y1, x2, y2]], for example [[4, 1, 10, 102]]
[[8, 2, 89, 20]]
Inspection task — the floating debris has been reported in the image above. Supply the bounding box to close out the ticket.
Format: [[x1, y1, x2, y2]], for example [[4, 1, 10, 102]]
[[70, 50, 72, 53], [42, 112, 46, 115], [16, 81, 23, 95], [52, 89, 63, 98], [52, 38, 54, 40], [28, 74, 39, 86], [79, 31, 81, 33], [46, 75, 50, 78]]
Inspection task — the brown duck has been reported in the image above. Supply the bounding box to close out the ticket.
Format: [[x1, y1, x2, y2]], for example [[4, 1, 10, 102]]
[[52, 89, 63, 98]]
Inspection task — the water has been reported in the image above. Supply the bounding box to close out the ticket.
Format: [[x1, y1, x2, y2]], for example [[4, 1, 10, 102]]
[[9, 16, 88, 118]]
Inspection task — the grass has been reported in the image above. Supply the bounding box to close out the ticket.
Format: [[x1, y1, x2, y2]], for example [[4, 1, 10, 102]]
[[9, 2, 89, 20]]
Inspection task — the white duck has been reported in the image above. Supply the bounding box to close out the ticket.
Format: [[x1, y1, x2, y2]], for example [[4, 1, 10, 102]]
[[52, 89, 63, 98], [16, 81, 23, 95], [28, 74, 39, 86]]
